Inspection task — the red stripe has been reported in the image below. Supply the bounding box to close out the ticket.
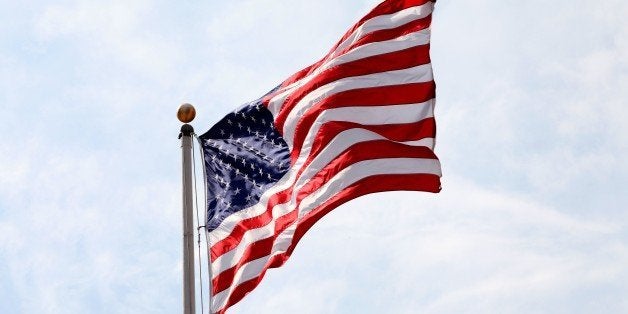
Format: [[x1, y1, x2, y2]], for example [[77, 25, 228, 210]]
[[210, 188, 290, 260], [211, 141, 438, 294], [295, 141, 437, 204], [216, 173, 440, 313], [357, 0, 433, 26], [211, 236, 273, 294], [210, 117, 435, 261], [274, 38, 432, 132], [214, 275, 259, 314], [327, 0, 433, 56], [261, 62, 322, 106], [304, 118, 437, 171], [290, 82, 436, 161], [334, 15, 432, 59]]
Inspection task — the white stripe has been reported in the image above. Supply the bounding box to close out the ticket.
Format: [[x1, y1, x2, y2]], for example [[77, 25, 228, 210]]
[[211, 256, 266, 312], [403, 137, 434, 149], [211, 157, 441, 312], [282, 64, 433, 147], [329, 2, 434, 60], [208, 100, 434, 247], [212, 225, 296, 312], [314, 100, 434, 126], [327, 29, 431, 69], [267, 85, 298, 117], [266, 28, 431, 116], [299, 157, 441, 216]]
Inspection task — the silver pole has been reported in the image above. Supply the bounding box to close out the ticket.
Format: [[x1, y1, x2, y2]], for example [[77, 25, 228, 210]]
[[178, 104, 197, 314]]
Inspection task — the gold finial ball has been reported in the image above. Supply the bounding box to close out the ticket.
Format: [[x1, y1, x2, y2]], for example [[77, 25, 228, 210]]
[[177, 103, 196, 123]]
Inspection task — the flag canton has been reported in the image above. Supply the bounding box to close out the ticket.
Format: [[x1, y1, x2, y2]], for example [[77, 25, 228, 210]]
[[199, 98, 291, 231]]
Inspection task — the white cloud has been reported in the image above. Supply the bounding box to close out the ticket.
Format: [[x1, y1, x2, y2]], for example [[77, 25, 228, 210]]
[[0, 132, 183, 313], [232, 276, 347, 314], [33, 0, 182, 81], [432, 0, 628, 204]]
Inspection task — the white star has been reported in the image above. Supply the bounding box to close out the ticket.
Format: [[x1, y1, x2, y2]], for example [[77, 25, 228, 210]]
[[251, 116, 256, 123], [258, 168, 263, 175], [254, 130, 260, 137], [247, 126, 252, 134], [234, 188, 241, 195], [261, 119, 266, 125], [267, 173, 272, 180], [237, 122, 243, 129], [235, 168, 240, 175], [220, 129, 225, 136], [245, 194, 253, 202], [227, 119, 233, 125]]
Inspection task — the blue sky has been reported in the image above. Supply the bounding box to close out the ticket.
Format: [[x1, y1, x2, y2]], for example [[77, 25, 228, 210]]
[[1, 0, 627, 313]]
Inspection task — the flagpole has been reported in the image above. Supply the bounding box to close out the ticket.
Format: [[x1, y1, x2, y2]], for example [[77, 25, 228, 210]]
[[178, 104, 196, 314]]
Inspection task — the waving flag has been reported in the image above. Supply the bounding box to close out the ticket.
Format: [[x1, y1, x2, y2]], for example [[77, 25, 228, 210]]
[[198, 0, 440, 312]]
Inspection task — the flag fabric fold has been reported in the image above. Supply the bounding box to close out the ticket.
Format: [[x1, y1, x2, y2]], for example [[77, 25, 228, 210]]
[[198, 0, 440, 312]]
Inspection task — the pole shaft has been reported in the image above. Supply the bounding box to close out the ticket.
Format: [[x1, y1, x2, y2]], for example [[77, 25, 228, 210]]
[[181, 125, 196, 314]]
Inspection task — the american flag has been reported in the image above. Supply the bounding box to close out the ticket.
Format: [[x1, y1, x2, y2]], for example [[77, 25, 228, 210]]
[[198, 0, 440, 312]]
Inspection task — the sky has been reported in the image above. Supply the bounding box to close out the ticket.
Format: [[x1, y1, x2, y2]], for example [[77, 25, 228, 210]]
[[1, 0, 627, 313]]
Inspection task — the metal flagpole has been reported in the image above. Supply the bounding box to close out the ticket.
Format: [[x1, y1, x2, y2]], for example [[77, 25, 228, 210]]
[[178, 104, 196, 314]]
